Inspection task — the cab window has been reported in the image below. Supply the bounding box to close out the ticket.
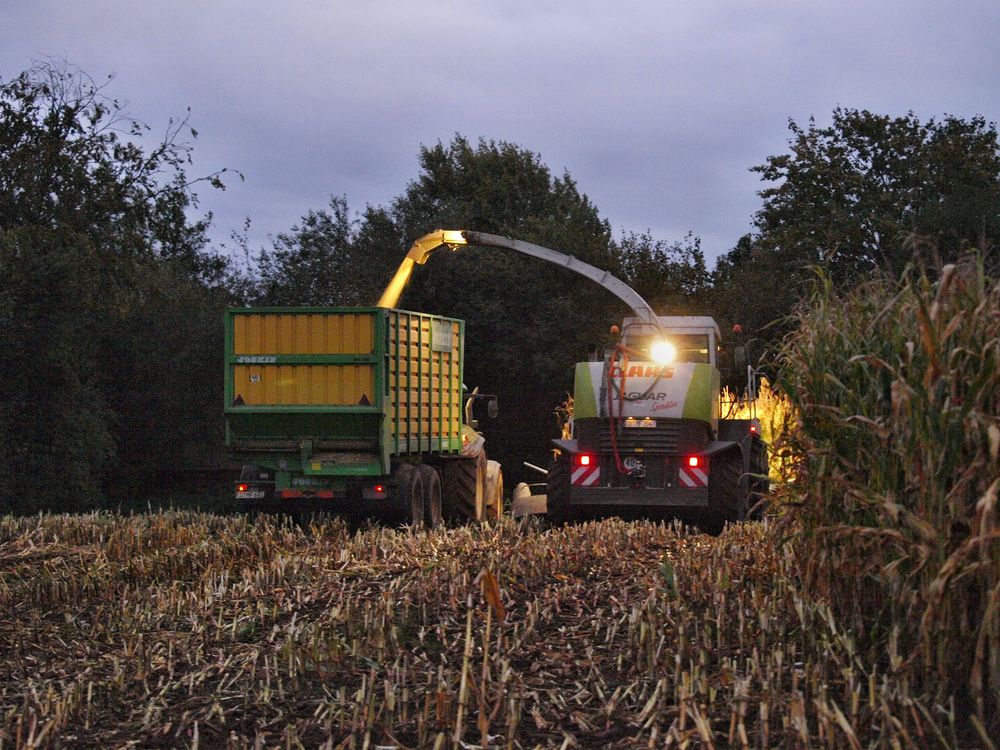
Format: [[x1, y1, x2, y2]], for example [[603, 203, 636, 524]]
[[629, 334, 710, 364]]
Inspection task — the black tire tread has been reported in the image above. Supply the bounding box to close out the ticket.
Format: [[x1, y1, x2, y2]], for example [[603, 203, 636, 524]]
[[705, 449, 743, 533], [442, 455, 483, 521], [546, 458, 576, 524], [393, 464, 424, 527], [418, 464, 443, 528]]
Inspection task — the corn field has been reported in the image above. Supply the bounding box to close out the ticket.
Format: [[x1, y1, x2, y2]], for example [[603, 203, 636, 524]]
[[776, 254, 999, 745], [2, 257, 996, 748], [0, 509, 989, 749]]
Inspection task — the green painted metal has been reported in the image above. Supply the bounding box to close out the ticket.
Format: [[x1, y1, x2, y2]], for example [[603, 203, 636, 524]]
[[680, 363, 720, 428], [225, 306, 465, 481]]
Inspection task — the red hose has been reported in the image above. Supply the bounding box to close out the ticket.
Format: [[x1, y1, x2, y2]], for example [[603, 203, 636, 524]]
[[606, 344, 628, 475]]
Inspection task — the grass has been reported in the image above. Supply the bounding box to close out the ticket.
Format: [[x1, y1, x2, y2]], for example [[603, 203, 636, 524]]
[[0, 510, 984, 748]]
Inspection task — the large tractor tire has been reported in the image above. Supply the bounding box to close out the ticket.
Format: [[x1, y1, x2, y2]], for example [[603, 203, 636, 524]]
[[441, 454, 486, 522], [748, 438, 770, 520], [392, 464, 425, 527], [417, 464, 443, 529], [545, 457, 577, 524], [704, 448, 745, 534]]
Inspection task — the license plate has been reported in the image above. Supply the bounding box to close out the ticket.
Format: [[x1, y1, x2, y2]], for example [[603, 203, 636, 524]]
[[624, 417, 656, 428], [236, 490, 265, 500]]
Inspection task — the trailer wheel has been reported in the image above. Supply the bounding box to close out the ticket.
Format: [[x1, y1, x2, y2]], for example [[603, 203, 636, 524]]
[[545, 457, 577, 524], [393, 464, 425, 527], [442, 454, 485, 522], [417, 465, 443, 529]]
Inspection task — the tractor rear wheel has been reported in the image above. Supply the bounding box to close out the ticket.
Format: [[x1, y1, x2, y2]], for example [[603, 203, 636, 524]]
[[704, 448, 744, 534], [442, 454, 485, 522], [417, 464, 443, 529], [748, 437, 770, 520], [546, 457, 577, 524]]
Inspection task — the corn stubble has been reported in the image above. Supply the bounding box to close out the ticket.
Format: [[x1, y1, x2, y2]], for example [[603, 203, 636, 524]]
[[0, 507, 973, 749]]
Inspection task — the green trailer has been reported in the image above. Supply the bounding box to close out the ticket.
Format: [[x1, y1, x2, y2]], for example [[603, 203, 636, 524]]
[[225, 306, 500, 524]]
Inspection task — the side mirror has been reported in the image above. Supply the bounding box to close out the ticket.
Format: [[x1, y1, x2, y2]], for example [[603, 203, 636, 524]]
[[488, 397, 499, 419], [734, 345, 748, 372]]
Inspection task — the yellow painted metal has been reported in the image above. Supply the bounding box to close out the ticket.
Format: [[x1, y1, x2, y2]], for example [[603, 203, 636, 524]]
[[233, 312, 374, 354], [232, 312, 376, 405], [233, 364, 375, 406], [387, 311, 463, 451]]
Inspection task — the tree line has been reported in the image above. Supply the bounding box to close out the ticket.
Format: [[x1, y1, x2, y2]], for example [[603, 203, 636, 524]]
[[1, 62, 997, 511]]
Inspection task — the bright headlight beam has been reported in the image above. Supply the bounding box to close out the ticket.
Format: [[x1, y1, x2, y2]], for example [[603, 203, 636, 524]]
[[650, 341, 677, 364]]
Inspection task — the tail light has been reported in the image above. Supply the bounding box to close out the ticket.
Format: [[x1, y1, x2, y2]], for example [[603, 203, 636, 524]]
[[576, 453, 595, 467], [363, 483, 388, 500], [236, 483, 248, 492], [686, 456, 702, 468]]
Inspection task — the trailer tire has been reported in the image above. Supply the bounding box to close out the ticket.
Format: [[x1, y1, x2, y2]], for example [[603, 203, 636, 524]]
[[546, 457, 577, 524], [417, 465, 443, 529], [393, 464, 425, 527], [442, 455, 485, 522]]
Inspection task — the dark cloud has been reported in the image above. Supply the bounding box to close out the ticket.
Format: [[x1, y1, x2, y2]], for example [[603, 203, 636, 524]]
[[3, 0, 998, 261]]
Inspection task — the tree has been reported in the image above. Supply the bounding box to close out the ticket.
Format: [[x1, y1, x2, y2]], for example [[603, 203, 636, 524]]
[[253, 196, 358, 306], [381, 136, 628, 480], [0, 61, 234, 510], [714, 108, 1000, 341], [615, 230, 710, 314]]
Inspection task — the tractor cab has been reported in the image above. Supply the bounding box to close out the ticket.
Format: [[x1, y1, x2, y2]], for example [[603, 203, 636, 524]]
[[618, 316, 721, 367]]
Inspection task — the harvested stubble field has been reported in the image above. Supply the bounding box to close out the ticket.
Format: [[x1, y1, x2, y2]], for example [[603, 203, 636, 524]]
[[0, 512, 972, 749]]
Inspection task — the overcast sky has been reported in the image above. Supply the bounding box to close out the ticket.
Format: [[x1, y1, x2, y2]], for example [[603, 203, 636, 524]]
[[3, 0, 999, 262]]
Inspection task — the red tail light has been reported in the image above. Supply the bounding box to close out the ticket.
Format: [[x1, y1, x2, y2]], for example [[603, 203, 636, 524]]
[[576, 453, 594, 467], [686, 456, 701, 468], [374, 484, 385, 493], [236, 483, 248, 492]]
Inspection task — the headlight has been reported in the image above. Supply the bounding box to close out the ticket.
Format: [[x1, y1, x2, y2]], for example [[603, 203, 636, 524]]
[[650, 341, 676, 364]]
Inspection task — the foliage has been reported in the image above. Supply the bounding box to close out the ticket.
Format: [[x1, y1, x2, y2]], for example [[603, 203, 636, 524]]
[[0, 61, 236, 510], [777, 254, 1000, 734], [714, 109, 1000, 341], [721, 377, 797, 483], [253, 195, 358, 305], [614, 230, 710, 314]]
